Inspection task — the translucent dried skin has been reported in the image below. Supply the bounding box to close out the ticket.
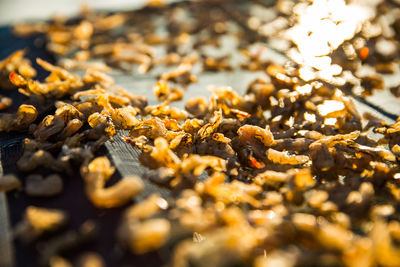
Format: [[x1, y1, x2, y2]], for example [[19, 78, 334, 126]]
[[0, 50, 36, 89], [14, 206, 68, 243], [185, 96, 209, 117], [153, 80, 183, 104], [0, 174, 21, 192], [266, 148, 309, 165], [0, 104, 37, 132], [111, 106, 139, 129], [25, 174, 63, 197], [130, 117, 168, 139], [81, 157, 144, 208], [150, 137, 181, 170], [237, 124, 275, 147]]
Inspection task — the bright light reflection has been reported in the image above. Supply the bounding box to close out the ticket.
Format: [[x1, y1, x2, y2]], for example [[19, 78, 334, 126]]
[[285, 0, 376, 80]]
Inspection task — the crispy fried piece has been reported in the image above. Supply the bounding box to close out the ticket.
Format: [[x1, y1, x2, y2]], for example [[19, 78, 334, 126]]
[[25, 174, 63, 197], [81, 157, 144, 208]]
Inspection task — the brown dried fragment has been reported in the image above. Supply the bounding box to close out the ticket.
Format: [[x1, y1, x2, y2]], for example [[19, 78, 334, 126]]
[[81, 157, 144, 208], [185, 96, 209, 117], [0, 174, 21, 192], [309, 142, 335, 171], [203, 56, 232, 72], [153, 80, 183, 104], [160, 63, 197, 85], [0, 104, 37, 132], [14, 206, 68, 243], [0, 95, 12, 110], [198, 110, 223, 139], [0, 50, 36, 89], [25, 174, 63, 197], [17, 150, 69, 173]]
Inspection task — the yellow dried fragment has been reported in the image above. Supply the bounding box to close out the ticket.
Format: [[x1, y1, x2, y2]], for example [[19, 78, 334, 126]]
[[81, 157, 144, 208], [266, 148, 309, 165], [0, 174, 21, 192]]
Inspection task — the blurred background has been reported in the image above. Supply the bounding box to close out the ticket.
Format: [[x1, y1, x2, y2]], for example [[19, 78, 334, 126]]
[[0, 0, 180, 25]]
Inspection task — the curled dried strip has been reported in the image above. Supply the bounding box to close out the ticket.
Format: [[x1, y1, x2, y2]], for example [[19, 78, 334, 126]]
[[180, 155, 226, 176], [81, 157, 144, 208], [25, 174, 63, 197], [130, 117, 168, 139]]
